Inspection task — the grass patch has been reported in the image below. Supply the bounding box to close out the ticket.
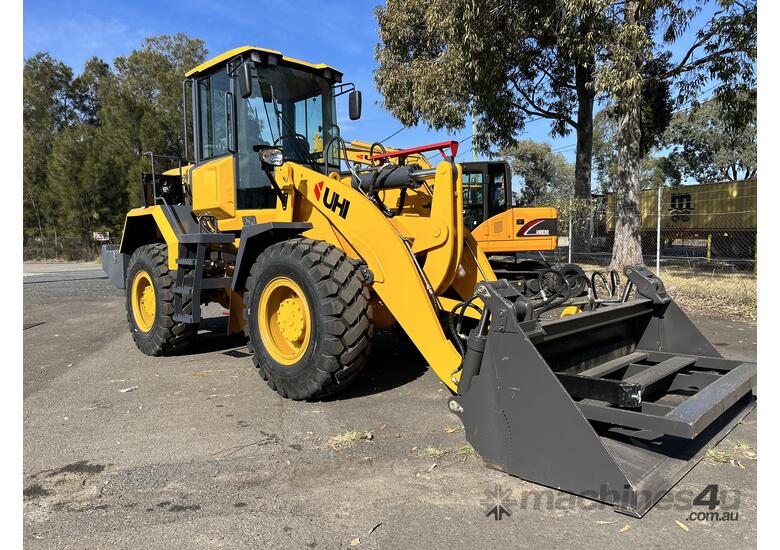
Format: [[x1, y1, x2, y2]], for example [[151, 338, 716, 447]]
[[328, 430, 373, 449], [418, 446, 449, 460], [661, 271, 756, 321], [443, 425, 464, 434], [733, 442, 757, 460], [457, 444, 477, 457], [705, 442, 756, 466], [575, 263, 756, 321], [705, 449, 732, 464]]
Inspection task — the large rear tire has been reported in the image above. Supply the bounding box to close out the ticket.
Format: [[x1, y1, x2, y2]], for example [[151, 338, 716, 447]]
[[243, 238, 373, 400], [125, 243, 196, 356]]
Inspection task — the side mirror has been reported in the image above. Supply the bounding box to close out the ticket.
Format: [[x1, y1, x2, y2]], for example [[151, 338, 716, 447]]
[[348, 90, 362, 120], [239, 61, 252, 99]]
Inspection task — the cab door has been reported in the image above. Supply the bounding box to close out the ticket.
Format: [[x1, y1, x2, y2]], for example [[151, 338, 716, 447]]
[[190, 68, 237, 220], [484, 162, 512, 242]]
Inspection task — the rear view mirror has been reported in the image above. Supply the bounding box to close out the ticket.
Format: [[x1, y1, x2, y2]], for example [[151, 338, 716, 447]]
[[348, 90, 362, 120], [239, 61, 252, 99]]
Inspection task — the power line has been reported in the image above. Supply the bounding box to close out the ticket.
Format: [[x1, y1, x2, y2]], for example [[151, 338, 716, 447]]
[[552, 143, 576, 153], [379, 126, 406, 144], [455, 135, 474, 160]]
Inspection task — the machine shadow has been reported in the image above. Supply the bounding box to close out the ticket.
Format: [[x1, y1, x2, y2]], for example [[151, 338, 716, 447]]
[[180, 318, 430, 399], [322, 327, 429, 401], [178, 315, 247, 356]]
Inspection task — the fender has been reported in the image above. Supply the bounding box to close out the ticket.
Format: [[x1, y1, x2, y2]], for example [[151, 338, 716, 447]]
[[106, 204, 191, 288], [231, 222, 313, 292]]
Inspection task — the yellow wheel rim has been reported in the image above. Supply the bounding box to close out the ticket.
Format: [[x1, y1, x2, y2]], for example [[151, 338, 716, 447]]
[[258, 277, 312, 365], [131, 270, 157, 332]]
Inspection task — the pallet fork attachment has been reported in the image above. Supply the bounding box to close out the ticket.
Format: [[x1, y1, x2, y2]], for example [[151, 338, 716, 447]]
[[450, 266, 756, 517]]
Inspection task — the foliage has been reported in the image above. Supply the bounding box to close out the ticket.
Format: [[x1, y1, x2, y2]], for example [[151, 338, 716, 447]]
[[502, 140, 574, 205], [23, 53, 78, 243], [595, 0, 756, 270], [374, 0, 604, 198], [23, 34, 207, 257], [593, 110, 681, 192], [663, 94, 756, 182]]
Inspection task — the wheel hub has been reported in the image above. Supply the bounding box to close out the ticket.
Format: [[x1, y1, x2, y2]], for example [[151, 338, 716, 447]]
[[131, 270, 156, 332], [276, 297, 306, 343], [258, 277, 312, 365]]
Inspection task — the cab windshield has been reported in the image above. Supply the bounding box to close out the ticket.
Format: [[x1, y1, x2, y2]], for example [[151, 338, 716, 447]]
[[236, 64, 338, 208]]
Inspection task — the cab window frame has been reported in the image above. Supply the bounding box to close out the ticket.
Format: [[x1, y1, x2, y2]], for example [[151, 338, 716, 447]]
[[195, 68, 233, 163]]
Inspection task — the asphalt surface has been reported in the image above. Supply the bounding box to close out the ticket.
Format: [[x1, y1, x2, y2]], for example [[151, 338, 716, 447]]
[[23, 263, 757, 549]]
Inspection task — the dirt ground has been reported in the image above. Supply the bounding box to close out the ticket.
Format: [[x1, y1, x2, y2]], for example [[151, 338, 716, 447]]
[[23, 263, 757, 549]]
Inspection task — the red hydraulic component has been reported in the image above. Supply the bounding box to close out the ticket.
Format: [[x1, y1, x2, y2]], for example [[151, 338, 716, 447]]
[[369, 140, 460, 163]]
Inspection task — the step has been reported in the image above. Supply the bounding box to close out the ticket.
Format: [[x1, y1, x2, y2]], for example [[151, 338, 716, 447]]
[[177, 258, 197, 267], [173, 286, 193, 295]]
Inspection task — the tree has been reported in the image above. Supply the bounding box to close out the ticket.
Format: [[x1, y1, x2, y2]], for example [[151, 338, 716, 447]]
[[105, 33, 207, 206], [48, 124, 128, 253], [23, 33, 208, 258], [71, 56, 113, 125], [593, 110, 680, 192], [374, 0, 602, 206], [664, 94, 756, 182], [599, 0, 756, 270], [23, 52, 78, 252], [502, 140, 574, 206]]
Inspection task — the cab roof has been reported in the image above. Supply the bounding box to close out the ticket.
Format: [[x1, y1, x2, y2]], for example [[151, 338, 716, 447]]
[[184, 46, 343, 81]]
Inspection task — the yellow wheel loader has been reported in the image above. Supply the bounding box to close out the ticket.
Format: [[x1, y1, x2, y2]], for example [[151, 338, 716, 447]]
[[102, 46, 756, 517]]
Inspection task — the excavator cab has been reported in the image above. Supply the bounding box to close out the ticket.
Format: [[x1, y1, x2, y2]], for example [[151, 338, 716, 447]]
[[462, 161, 558, 255], [462, 161, 510, 229]]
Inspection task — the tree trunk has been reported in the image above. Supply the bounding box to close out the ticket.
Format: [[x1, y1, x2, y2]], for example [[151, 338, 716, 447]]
[[609, 4, 644, 272], [27, 191, 46, 261], [573, 61, 596, 255]]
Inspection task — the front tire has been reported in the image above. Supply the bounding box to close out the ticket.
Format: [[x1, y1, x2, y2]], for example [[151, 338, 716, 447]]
[[243, 238, 373, 400], [125, 243, 196, 356]]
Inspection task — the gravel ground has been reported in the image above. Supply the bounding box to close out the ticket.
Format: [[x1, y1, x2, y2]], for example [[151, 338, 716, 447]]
[[23, 263, 757, 549]]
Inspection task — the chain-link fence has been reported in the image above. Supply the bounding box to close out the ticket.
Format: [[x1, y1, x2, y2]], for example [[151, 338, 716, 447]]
[[552, 179, 757, 274], [543, 179, 757, 320]]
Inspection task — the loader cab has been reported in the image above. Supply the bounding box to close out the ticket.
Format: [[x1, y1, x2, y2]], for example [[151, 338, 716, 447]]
[[461, 161, 512, 229], [184, 47, 350, 224]]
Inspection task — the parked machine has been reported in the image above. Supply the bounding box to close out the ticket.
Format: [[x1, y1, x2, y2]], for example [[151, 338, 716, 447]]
[[102, 46, 755, 517], [345, 140, 558, 255]]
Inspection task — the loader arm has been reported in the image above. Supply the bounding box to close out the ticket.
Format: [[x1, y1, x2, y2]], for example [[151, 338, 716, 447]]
[[274, 159, 481, 390], [345, 140, 433, 169]]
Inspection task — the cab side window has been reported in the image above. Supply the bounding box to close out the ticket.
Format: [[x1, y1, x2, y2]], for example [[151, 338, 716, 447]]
[[198, 71, 230, 159]]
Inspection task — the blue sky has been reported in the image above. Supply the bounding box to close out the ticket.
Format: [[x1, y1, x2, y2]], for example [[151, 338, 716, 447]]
[[24, 0, 721, 190]]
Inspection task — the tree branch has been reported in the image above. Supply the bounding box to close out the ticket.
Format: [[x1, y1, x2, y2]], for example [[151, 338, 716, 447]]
[[510, 78, 576, 128], [660, 47, 739, 79], [532, 59, 576, 91]]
